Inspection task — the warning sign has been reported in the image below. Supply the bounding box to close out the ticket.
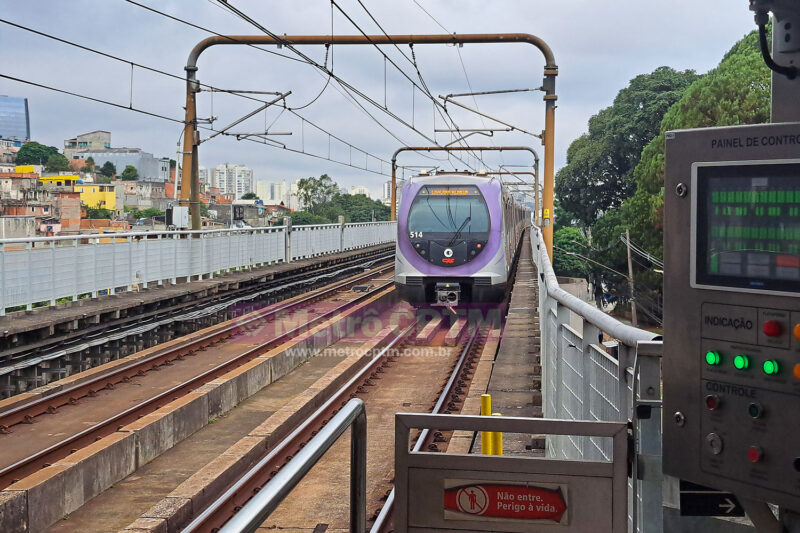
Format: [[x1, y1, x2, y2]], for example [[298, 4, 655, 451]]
[[444, 482, 568, 523]]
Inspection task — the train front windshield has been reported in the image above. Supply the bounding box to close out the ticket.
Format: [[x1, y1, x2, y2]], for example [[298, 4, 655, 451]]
[[407, 186, 490, 236]]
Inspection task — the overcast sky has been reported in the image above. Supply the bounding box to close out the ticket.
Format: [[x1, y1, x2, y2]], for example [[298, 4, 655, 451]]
[[0, 1, 756, 197]]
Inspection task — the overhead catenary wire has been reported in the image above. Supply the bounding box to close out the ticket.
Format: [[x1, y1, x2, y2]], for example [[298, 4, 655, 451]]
[[0, 73, 393, 178], [0, 13, 404, 177], [342, 0, 485, 164], [212, 0, 482, 170], [120, 0, 470, 168]]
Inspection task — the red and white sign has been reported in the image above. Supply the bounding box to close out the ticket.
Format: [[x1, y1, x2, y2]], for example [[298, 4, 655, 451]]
[[444, 483, 567, 522]]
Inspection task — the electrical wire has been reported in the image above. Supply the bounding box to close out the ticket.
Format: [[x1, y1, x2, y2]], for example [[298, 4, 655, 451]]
[[346, 0, 484, 166], [213, 0, 481, 170], [119, 0, 466, 168]]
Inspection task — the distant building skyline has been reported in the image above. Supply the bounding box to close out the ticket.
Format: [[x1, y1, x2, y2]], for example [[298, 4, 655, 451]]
[[0, 96, 30, 142]]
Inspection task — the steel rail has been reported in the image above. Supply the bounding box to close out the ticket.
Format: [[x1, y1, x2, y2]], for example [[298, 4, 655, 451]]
[[0, 275, 395, 488], [370, 326, 482, 533], [219, 398, 368, 533], [0, 262, 392, 426], [183, 321, 419, 532]]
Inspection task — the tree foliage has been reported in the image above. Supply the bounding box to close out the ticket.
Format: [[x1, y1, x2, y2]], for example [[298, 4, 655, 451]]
[[85, 206, 114, 219], [553, 227, 589, 279], [588, 29, 771, 321], [240, 192, 259, 200], [290, 211, 330, 225], [294, 174, 389, 223], [45, 153, 71, 172], [120, 165, 139, 181], [14, 141, 59, 166], [100, 161, 116, 178], [555, 67, 699, 226], [297, 174, 339, 213], [136, 207, 164, 219]]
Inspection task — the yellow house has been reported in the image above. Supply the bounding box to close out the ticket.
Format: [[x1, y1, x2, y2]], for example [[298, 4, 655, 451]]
[[74, 183, 117, 211], [39, 174, 81, 187]]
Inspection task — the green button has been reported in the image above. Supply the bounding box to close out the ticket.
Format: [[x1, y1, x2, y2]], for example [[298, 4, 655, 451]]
[[763, 359, 780, 375], [706, 351, 721, 366], [734, 355, 750, 370]]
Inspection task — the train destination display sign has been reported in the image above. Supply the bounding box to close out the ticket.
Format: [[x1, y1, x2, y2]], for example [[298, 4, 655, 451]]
[[443, 482, 568, 523], [694, 161, 800, 293]]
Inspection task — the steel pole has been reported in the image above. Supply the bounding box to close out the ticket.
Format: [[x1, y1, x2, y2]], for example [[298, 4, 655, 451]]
[[542, 72, 557, 257], [180, 68, 197, 216]]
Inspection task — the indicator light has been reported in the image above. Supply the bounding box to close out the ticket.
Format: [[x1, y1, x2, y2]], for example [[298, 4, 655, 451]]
[[734, 355, 750, 370], [747, 446, 763, 463], [705, 395, 720, 410], [476, 243, 482, 248], [763, 320, 783, 337], [748, 402, 763, 419], [794, 363, 800, 381], [763, 359, 780, 375], [705, 351, 721, 366], [794, 324, 800, 341]]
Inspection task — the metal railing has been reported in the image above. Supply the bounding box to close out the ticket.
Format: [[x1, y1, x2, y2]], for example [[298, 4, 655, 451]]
[[0, 221, 396, 315], [196, 398, 367, 533], [532, 226, 664, 533]]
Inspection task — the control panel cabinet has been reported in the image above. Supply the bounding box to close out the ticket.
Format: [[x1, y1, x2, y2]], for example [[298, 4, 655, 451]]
[[664, 122, 800, 510]]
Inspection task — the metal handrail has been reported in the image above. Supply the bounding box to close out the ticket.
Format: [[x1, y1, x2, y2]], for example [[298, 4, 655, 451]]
[[209, 398, 368, 533], [532, 226, 658, 347]]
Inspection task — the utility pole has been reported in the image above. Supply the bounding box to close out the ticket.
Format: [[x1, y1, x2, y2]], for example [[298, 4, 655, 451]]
[[625, 228, 638, 327]]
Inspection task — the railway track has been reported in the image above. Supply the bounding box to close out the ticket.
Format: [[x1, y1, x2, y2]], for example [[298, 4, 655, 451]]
[[183, 315, 488, 532], [0, 248, 394, 394], [0, 263, 395, 489]]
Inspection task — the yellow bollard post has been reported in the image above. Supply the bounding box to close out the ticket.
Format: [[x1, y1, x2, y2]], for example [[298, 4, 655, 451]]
[[480, 394, 492, 455], [491, 413, 503, 456]]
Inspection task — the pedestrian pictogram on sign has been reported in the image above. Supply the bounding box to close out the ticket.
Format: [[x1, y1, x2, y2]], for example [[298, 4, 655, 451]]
[[456, 486, 488, 515], [444, 482, 568, 523]]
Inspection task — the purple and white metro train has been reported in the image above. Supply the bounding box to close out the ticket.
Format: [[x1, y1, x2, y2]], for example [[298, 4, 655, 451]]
[[394, 172, 530, 306]]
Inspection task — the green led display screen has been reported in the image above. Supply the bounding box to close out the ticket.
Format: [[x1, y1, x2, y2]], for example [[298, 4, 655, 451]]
[[696, 162, 800, 292]]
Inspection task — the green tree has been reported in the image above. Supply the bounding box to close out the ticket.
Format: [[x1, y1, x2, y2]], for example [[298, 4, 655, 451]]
[[14, 141, 59, 166], [555, 67, 699, 226], [45, 153, 71, 172], [120, 165, 139, 181], [290, 211, 331, 225], [240, 192, 259, 200], [85, 206, 114, 219], [100, 161, 116, 178], [137, 207, 164, 219], [623, 28, 770, 261], [553, 227, 589, 278], [296, 174, 339, 214], [85, 156, 95, 171]]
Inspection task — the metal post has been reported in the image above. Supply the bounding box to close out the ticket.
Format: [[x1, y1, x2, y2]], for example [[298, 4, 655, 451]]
[[542, 77, 557, 257], [216, 398, 368, 533], [338, 215, 345, 252], [283, 216, 292, 263], [625, 228, 638, 327]]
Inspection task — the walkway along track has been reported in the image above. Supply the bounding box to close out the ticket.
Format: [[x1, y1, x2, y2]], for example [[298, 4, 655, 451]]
[[0, 263, 395, 489], [182, 315, 491, 532]]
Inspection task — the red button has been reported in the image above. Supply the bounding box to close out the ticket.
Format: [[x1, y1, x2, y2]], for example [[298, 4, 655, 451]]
[[763, 320, 783, 337], [748, 445, 763, 463], [705, 395, 720, 410]]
